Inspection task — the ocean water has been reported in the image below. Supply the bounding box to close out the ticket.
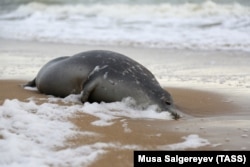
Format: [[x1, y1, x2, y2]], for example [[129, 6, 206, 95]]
[[0, 0, 249, 51]]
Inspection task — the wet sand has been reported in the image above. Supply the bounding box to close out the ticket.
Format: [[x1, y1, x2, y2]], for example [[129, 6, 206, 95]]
[[0, 39, 250, 166], [1, 79, 250, 166]]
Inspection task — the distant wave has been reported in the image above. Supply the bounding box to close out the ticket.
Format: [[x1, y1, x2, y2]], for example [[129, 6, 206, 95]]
[[0, 1, 250, 51]]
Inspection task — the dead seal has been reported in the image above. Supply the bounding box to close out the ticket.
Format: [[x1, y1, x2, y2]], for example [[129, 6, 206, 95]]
[[25, 50, 180, 119]]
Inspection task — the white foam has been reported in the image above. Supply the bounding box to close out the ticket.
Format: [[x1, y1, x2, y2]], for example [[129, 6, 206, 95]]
[[0, 94, 173, 166], [0, 99, 90, 166], [158, 134, 210, 150], [24, 86, 38, 91], [62, 95, 173, 125], [2, 89, 234, 166], [1, 97, 149, 166]]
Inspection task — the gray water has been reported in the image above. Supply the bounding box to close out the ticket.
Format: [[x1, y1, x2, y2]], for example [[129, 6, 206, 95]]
[[1, 0, 249, 11], [0, 0, 249, 51]]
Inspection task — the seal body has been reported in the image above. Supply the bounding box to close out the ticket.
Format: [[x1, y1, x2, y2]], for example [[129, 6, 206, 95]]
[[26, 50, 179, 119]]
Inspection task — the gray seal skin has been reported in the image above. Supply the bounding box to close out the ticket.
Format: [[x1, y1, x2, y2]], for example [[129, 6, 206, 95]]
[[25, 50, 180, 119]]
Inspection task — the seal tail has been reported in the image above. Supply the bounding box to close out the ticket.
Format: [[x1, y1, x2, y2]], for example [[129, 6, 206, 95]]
[[23, 78, 36, 87]]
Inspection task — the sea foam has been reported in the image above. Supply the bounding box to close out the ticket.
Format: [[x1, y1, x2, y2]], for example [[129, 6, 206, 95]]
[[0, 95, 173, 166], [0, 97, 145, 166]]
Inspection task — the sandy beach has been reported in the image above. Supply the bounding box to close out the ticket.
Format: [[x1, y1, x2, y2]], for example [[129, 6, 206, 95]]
[[1, 39, 250, 166], [1, 1, 250, 166]]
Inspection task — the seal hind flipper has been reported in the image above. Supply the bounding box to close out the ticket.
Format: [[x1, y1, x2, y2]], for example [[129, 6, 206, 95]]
[[24, 78, 36, 87]]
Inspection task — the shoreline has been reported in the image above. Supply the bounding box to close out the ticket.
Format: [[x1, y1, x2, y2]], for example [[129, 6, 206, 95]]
[[1, 80, 249, 144], [0, 39, 250, 166], [1, 78, 248, 119]]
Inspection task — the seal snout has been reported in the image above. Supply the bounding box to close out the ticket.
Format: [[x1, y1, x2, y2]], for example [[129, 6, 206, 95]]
[[158, 94, 180, 120], [164, 105, 180, 120], [171, 111, 181, 120], [156, 103, 180, 120]]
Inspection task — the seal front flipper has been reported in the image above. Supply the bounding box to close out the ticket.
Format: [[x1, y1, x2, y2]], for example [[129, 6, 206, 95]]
[[23, 78, 36, 87], [81, 65, 109, 103], [80, 76, 99, 103]]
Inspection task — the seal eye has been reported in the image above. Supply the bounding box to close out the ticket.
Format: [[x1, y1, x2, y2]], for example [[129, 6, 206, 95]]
[[161, 96, 171, 105], [165, 101, 171, 105]]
